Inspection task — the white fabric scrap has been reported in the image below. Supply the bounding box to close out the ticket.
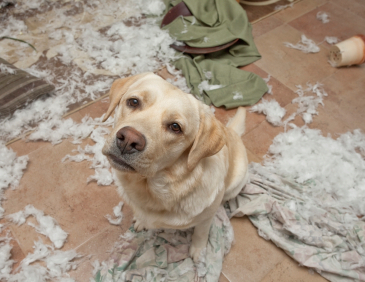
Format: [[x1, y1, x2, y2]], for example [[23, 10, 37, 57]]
[[251, 99, 286, 126], [284, 34, 320, 53], [105, 201, 124, 225], [317, 11, 330, 23], [7, 205, 68, 249]]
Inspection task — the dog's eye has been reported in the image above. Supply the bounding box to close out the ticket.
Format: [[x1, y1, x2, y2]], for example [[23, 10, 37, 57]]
[[127, 98, 139, 107], [169, 123, 182, 133]]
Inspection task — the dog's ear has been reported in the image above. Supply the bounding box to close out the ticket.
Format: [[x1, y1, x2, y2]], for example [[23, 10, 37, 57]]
[[187, 107, 226, 170], [102, 73, 151, 122]]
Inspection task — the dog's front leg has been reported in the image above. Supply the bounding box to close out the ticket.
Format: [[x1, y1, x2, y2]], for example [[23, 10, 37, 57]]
[[189, 218, 213, 262]]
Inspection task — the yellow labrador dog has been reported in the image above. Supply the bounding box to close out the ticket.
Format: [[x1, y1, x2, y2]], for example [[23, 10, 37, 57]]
[[102, 72, 248, 262]]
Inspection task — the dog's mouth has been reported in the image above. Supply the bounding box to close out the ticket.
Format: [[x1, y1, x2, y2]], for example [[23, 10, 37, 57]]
[[107, 155, 136, 172]]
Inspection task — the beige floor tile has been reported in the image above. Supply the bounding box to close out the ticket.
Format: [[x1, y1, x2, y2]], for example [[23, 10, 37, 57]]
[[77, 98, 111, 120], [222, 217, 287, 282], [274, 0, 327, 23], [260, 257, 328, 282], [219, 272, 231, 282], [3, 138, 127, 254], [254, 24, 335, 92], [246, 147, 262, 164], [214, 106, 238, 126], [319, 72, 365, 132], [252, 16, 284, 39], [289, 2, 365, 45], [331, 0, 365, 20], [70, 221, 134, 281]]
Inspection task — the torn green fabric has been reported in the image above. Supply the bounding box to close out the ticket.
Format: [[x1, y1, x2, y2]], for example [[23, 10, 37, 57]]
[[162, 0, 268, 108]]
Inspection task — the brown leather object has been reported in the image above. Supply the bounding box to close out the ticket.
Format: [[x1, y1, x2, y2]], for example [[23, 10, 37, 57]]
[[161, 1, 193, 27], [161, 1, 238, 54]]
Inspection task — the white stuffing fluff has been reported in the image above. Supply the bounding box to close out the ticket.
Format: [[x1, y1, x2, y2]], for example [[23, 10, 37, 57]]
[[105, 201, 124, 225], [0, 16, 27, 38], [263, 74, 273, 95], [0, 226, 80, 281], [274, 3, 293, 11], [45, 250, 80, 278], [21, 240, 51, 267], [232, 91, 244, 100], [198, 81, 224, 94], [328, 59, 338, 68], [62, 117, 114, 186], [264, 127, 365, 218], [324, 36, 339, 44], [317, 11, 330, 24], [165, 63, 191, 93], [0, 236, 14, 278], [288, 82, 327, 124], [7, 205, 68, 249], [284, 34, 320, 53], [251, 99, 286, 126], [0, 143, 28, 218], [0, 63, 17, 75], [0, 142, 28, 192]]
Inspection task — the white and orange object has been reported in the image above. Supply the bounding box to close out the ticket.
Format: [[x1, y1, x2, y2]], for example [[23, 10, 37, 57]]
[[329, 35, 365, 67]]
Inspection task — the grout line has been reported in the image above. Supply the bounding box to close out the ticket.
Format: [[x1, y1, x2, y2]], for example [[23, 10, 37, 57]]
[[221, 271, 233, 282], [250, 0, 304, 25], [73, 225, 111, 251]]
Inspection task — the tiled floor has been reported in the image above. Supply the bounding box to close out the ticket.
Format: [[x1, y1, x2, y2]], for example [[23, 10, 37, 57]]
[[4, 0, 365, 281]]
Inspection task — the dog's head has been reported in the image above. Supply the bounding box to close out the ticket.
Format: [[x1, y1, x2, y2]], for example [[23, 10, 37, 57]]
[[102, 72, 226, 177]]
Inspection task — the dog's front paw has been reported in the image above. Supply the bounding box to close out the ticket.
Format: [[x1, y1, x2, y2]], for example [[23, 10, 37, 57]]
[[134, 219, 147, 232], [189, 243, 205, 263]]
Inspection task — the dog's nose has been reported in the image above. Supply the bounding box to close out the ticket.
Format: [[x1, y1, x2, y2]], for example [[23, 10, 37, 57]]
[[116, 126, 146, 154]]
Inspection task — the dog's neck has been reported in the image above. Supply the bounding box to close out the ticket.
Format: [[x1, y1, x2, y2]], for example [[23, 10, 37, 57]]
[[117, 151, 204, 213]]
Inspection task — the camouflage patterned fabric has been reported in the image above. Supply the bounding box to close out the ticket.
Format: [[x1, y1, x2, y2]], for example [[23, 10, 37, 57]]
[[95, 165, 365, 282], [227, 165, 365, 282], [94, 206, 233, 282]]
